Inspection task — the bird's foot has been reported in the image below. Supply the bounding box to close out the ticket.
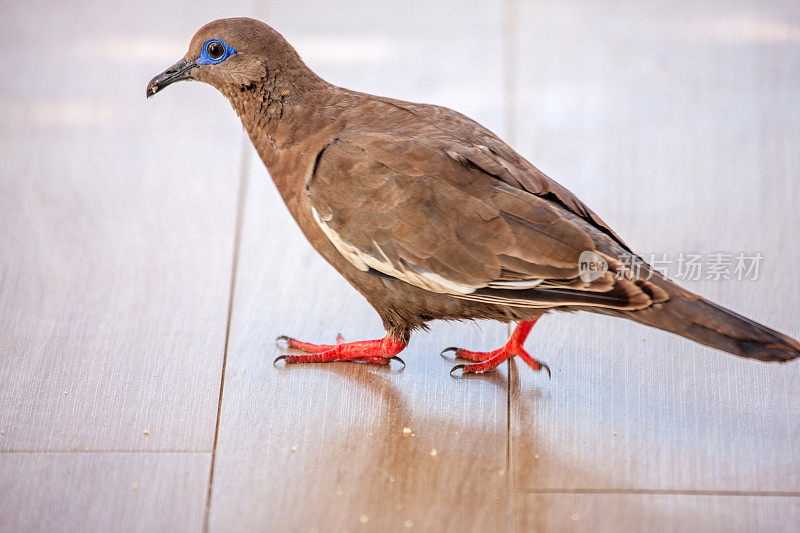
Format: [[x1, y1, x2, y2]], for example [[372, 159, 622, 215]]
[[447, 346, 549, 378], [274, 335, 407, 368], [442, 318, 550, 378]]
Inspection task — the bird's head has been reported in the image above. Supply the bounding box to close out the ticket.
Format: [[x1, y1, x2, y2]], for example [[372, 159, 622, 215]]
[[146, 17, 305, 99]]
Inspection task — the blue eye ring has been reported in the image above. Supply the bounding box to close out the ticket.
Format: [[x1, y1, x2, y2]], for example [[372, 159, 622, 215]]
[[198, 39, 236, 65]]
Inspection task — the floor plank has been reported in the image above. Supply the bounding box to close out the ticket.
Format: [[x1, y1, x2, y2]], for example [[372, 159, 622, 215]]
[[207, 2, 513, 531], [514, 492, 799, 533], [0, 452, 210, 533], [510, 0, 800, 492], [0, 1, 257, 451]]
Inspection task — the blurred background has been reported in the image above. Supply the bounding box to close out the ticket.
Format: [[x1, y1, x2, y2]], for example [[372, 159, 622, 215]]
[[1, 1, 798, 531]]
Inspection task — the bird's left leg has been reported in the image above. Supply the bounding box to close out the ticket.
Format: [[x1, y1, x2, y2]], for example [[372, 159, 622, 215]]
[[441, 318, 549, 377], [276, 333, 346, 353], [274, 335, 407, 366]]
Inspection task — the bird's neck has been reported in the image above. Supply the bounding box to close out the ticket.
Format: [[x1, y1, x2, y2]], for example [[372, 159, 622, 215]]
[[224, 69, 340, 197]]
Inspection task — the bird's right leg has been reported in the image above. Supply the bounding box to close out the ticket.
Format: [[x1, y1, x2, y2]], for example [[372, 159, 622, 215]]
[[441, 318, 550, 378]]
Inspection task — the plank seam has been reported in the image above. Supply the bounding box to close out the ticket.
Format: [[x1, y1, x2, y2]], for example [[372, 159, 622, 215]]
[[202, 133, 251, 533], [503, 1, 519, 530]]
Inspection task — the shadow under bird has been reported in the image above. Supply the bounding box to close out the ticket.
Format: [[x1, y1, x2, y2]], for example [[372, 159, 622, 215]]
[[147, 18, 800, 377]]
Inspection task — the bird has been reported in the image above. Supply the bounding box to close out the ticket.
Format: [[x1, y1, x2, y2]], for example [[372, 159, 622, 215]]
[[147, 17, 800, 377]]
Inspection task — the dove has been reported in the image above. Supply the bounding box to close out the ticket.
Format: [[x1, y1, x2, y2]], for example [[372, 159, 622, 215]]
[[147, 18, 799, 376]]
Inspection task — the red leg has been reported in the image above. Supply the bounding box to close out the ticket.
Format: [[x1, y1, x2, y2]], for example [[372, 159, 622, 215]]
[[443, 318, 550, 377], [274, 335, 406, 366], [276, 333, 345, 353]]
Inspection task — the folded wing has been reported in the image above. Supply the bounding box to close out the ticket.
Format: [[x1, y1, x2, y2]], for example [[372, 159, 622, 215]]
[[307, 131, 666, 311]]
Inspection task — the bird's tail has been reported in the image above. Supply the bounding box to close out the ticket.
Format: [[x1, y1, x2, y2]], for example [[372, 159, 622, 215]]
[[610, 279, 800, 362]]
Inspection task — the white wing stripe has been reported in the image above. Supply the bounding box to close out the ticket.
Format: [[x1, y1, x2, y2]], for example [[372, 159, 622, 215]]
[[312, 207, 481, 294]]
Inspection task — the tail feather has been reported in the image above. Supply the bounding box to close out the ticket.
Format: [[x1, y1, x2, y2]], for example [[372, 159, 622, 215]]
[[610, 281, 800, 362]]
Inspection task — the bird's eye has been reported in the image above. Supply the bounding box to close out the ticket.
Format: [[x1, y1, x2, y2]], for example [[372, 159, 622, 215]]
[[207, 41, 225, 60], [197, 38, 236, 65]]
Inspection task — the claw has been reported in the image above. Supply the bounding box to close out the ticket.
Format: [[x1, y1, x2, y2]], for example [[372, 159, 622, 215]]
[[440, 347, 460, 361], [387, 355, 406, 372], [449, 364, 467, 378], [275, 335, 292, 349], [273, 355, 290, 368], [540, 362, 551, 379]]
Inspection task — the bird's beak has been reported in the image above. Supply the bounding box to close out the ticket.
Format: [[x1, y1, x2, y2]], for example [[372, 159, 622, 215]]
[[146, 58, 198, 98]]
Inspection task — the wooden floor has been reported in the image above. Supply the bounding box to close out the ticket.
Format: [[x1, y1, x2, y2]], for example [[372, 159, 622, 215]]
[[1, 1, 799, 531]]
